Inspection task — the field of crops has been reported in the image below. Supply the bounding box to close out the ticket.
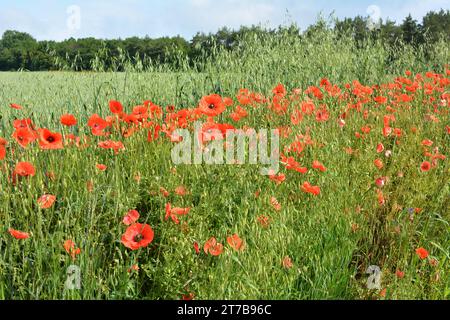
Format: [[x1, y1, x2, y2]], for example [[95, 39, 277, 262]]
[[0, 30, 449, 300]]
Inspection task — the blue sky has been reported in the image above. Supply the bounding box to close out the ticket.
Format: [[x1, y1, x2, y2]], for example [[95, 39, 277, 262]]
[[0, 0, 448, 41]]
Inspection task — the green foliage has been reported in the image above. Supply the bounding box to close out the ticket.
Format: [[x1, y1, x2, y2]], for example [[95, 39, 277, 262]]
[[0, 10, 449, 72]]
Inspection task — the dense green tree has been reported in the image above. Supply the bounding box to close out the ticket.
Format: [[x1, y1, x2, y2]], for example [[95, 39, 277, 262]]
[[0, 9, 448, 71], [401, 14, 422, 45]]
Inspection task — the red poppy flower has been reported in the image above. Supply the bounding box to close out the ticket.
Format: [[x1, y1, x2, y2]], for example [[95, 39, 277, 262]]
[[312, 160, 327, 172], [12, 128, 37, 148], [198, 94, 226, 117], [96, 164, 107, 171], [301, 182, 321, 196], [420, 161, 431, 172], [159, 187, 170, 198], [14, 162, 36, 177], [282, 256, 293, 269], [227, 234, 245, 252], [60, 114, 77, 126], [375, 177, 387, 188], [88, 114, 109, 134], [64, 240, 81, 260], [257, 215, 271, 228], [175, 186, 188, 196], [123, 209, 140, 226], [269, 172, 286, 185], [376, 143, 384, 153], [273, 83, 286, 96], [13, 118, 34, 130], [109, 100, 124, 114], [10, 103, 22, 110], [182, 293, 195, 300], [132, 105, 149, 121], [203, 237, 223, 256], [315, 108, 329, 122], [165, 203, 191, 224], [98, 140, 125, 154], [37, 194, 56, 209], [396, 270, 405, 279], [121, 223, 154, 250], [147, 124, 161, 142], [193, 242, 200, 254], [0, 137, 7, 160], [38, 129, 63, 150], [281, 155, 308, 174], [8, 228, 30, 240], [128, 264, 140, 273], [374, 159, 383, 170], [416, 247, 429, 260], [270, 196, 282, 211]]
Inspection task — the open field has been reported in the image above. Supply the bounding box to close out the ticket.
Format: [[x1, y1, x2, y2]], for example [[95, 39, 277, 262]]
[[0, 30, 449, 300]]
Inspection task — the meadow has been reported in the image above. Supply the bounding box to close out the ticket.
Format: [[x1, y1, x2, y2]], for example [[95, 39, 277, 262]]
[[0, 27, 449, 300]]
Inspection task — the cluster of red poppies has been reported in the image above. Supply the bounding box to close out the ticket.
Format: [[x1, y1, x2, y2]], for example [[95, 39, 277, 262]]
[[1, 68, 448, 276]]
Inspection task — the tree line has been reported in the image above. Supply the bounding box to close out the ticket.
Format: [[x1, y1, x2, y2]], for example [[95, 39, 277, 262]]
[[0, 9, 448, 72]]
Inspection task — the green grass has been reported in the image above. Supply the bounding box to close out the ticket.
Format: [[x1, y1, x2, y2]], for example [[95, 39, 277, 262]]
[[0, 28, 449, 300]]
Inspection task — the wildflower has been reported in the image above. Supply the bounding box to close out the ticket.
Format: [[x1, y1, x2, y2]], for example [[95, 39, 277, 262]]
[[203, 237, 223, 256], [301, 182, 321, 196], [121, 223, 154, 251], [270, 197, 282, 211], [88, 114, 109, 135], [376, 143, 384, 153], [96, 164, 107, 171], [8, 228, 30, 240], [375, 177, 387, 188], [0, 138, 7, 160], [60, 114, 77, 126], [159, 187, 170, 198], [374, 159, 383, 170], [13, 118, 35, 130], [227, 234, 245, 252], [123, 210, 140, 226], [416, 247, 429, 260], [12, 127, 37, 148], [38, 129, 63, 150], [109, 100, 124, 114], [312, 160, 327, 172], [282, 256, 293, 269], [175, 185, 188, 196], [269, 172, 286, 185], [128, 264, 139, 273], [182, 293, 195, 300], [396, 270, 405, 279], [64, 240, 81, 260], [193, 242, 200, 254], [273, 83, 286, 96], [10, 103, 22, 110], [14, 162, 36, 177], [98, 140, 125, 154], [37, 194, 56, 209], [257, 215, 271, 228], [420, 161, 431, 172], [198, 94, 226, 117], [165, 203, 191, 224]]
